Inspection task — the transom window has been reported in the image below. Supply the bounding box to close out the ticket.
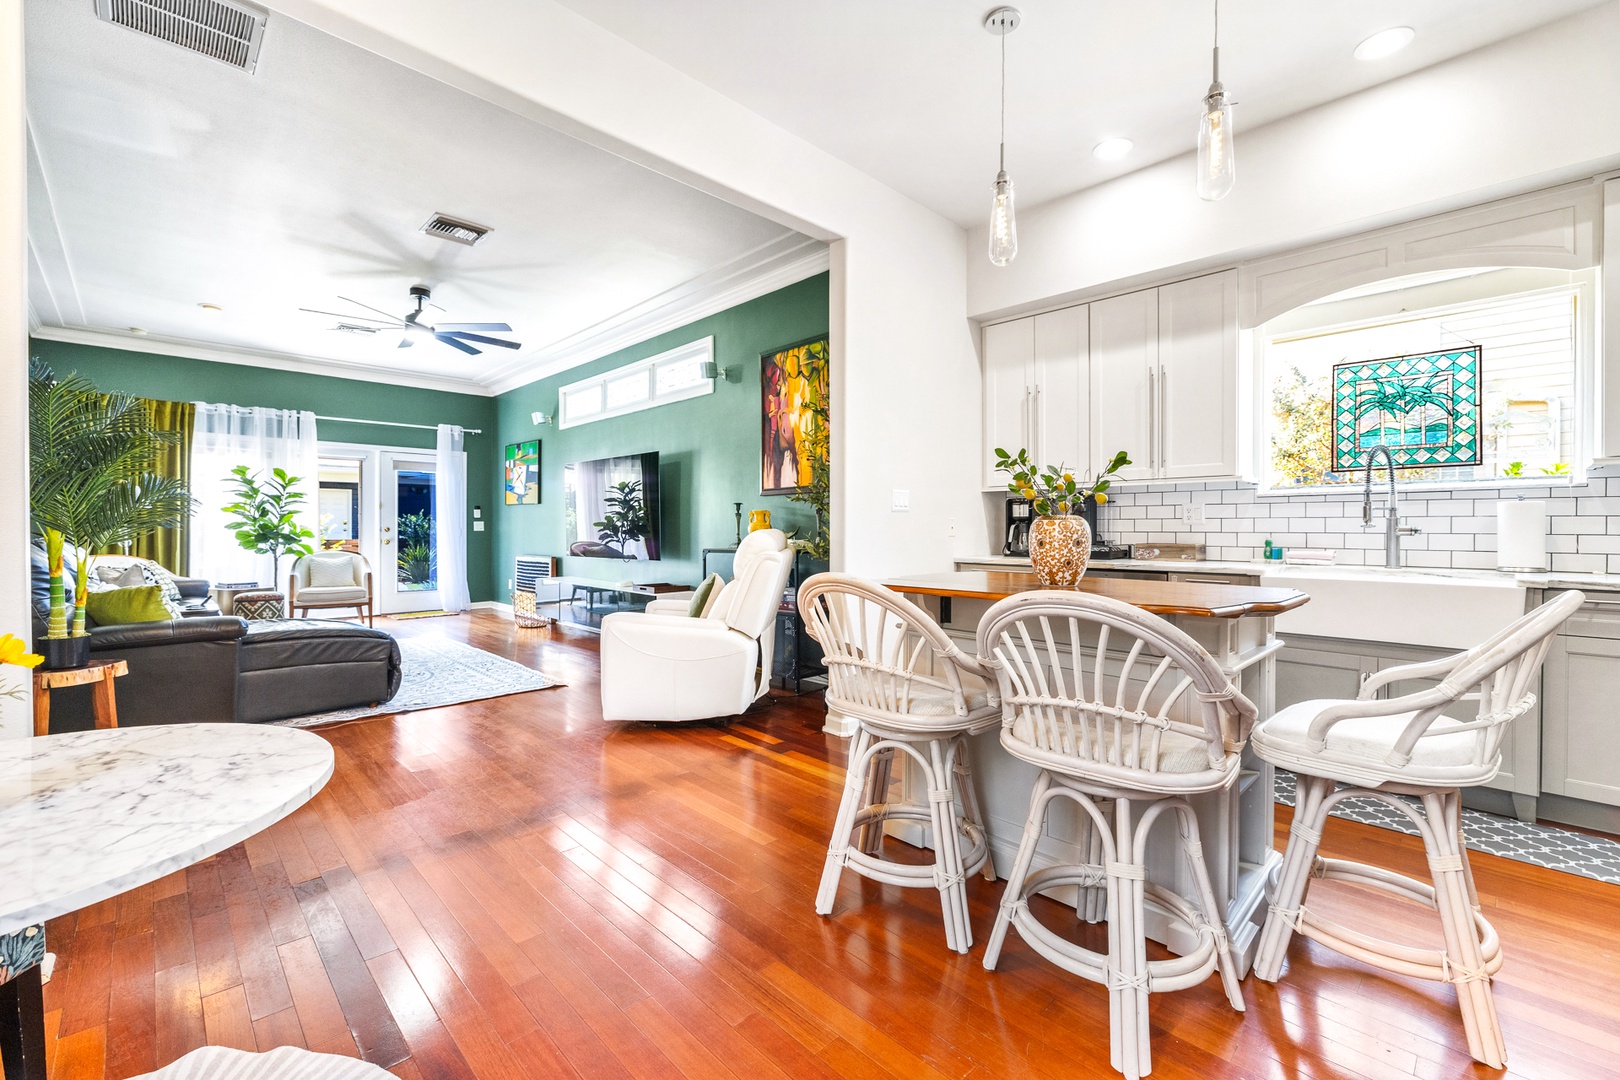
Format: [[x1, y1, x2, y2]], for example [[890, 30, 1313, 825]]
[[558, 337, 714, 429], [1262, 268, 1595, 490]]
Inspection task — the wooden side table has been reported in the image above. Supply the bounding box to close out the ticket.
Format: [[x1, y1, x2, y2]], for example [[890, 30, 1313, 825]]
[[32, 660, 129, 737]]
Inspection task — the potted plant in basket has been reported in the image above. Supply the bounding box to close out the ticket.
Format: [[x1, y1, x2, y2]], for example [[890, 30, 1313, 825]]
[[222, 466, 317, 609], [994, 447, 1131, 586], [28, 361, 195, 668]]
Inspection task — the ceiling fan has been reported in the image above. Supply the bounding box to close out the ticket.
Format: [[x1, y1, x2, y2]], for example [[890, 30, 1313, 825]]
[[300, 285, 522, 356]]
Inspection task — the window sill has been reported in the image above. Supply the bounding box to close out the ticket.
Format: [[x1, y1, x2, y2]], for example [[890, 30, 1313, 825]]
[[1256, 475, 1592, 499]]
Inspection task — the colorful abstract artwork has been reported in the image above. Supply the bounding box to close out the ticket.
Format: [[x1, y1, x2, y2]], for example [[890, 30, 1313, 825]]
[[504, 440, 540, 505], [1331, 347, 1482, 471], [761, 337, 830, 496]]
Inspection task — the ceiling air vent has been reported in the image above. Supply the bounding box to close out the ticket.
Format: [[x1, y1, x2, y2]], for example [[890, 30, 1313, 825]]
[[421, 214, 492, 247], [94, 0, 269, 74]]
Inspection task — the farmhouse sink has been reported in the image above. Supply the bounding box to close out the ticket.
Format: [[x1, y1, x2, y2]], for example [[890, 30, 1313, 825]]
[[1258, 566, 1528, 650]]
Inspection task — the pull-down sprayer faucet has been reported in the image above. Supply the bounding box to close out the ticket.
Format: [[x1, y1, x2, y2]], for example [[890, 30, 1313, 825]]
[[1362, 446, 1421, 568]]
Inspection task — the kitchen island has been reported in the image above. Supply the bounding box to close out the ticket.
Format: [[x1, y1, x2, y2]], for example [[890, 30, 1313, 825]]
[[875, 570, 1309, 976]]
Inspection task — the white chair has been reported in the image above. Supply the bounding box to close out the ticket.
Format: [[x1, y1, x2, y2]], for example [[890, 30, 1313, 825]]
[[798, 574, 998, 954], [1251, 590, 1584, 1070], [288, 551, 374, 626], [599, 529, 794, 722], [976, 590, 1250, 1080]]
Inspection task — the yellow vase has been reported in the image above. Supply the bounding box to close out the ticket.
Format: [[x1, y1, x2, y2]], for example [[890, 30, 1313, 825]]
[[748, 510, 772, 532]]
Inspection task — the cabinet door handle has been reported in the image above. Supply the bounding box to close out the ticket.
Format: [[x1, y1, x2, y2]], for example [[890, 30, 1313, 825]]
[[1033, 384, 1041, 454], [1024, 386, 1032, 446], [1158, 365, 1168, 476], [1146, 367, 1155, 472]]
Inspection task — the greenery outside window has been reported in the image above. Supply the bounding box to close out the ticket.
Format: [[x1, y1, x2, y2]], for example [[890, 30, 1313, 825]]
[[1261, 268, 1597, 490]]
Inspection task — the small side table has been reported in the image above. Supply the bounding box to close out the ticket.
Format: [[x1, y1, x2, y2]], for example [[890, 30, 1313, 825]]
[[210, 583, 264, 616], [32, 660, 129, 737]]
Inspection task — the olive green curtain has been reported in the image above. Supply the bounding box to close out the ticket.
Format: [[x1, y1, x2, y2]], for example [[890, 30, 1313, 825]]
[[99, 398, 194, 575]]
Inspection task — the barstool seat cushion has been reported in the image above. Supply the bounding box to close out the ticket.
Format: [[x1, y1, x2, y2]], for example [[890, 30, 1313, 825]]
[[905, 671, 994, 716], [1009, 715, 1215, 774], [1253, 698, 1483, 786]]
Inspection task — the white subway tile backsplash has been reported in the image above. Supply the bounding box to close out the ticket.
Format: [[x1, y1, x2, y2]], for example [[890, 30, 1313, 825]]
[[1093, 478, 1619, 572]]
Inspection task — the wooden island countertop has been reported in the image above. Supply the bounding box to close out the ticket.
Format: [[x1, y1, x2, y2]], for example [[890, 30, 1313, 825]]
[[882, 571, 1310, 620]]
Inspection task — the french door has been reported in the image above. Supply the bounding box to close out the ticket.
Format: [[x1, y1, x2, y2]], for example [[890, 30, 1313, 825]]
[[379, 453, 440, 614]]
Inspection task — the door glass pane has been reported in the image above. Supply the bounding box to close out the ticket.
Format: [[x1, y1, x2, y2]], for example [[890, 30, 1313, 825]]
[[396, 468, 437, 591], [318, 457, 361, 546]]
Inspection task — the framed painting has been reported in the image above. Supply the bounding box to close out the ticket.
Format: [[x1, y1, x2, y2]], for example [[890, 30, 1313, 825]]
[[1331, 347, 1483, 471], [761, 336, 830, 496], [504, 440, 540, 504]]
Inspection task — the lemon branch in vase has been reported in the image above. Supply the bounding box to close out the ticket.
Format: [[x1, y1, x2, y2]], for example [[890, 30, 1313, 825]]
[[993, 447, 1132, 516]]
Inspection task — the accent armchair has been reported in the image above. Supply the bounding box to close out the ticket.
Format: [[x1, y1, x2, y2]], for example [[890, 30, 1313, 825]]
[[289, 551, 374, 626], [598, 529, 794, 722]]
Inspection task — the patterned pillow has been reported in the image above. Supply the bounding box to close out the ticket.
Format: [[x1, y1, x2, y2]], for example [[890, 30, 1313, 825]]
[[87, 558, 183, 618], [308, 557, 359, 588]]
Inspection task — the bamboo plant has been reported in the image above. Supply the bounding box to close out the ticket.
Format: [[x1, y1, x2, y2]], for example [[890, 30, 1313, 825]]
[[28, 361, 195, 639]]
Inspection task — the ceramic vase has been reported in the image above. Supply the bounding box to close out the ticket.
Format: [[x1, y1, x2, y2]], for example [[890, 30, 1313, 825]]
[[41, 635, 90, 671], [1029, 515, 1092, 587]]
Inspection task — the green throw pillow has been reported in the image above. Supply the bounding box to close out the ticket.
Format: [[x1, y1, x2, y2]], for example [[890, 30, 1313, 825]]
[[86, 585, 171, 626], [688, 573, 724, 617]]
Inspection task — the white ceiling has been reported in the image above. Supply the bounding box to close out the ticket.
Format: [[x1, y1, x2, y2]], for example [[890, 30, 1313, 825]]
[[24, 0, 821, 393], [555, 0, 1609, 228]]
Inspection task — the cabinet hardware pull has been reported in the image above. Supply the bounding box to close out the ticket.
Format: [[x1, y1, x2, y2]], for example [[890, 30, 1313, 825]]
[[1147, 367, 1155, 472]]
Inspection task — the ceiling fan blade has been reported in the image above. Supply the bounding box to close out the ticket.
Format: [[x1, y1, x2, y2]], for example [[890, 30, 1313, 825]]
[[442, 331, 522, 350], [337, 295, 411, 322], [434, 333, 481, 356], [397, 337, 414, 349], [435, 322, 511, 332], [299, 308, 400, 325]]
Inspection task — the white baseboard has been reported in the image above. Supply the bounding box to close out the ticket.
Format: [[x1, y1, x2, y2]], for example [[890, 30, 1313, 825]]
[[472, 600, 514, 616]]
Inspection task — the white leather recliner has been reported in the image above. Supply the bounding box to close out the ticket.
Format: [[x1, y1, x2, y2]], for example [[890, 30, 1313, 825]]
[[599, 529, 795, 722]]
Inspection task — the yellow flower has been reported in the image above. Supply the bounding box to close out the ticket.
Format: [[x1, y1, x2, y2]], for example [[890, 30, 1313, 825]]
[[1094, 492, 1109, 505], [0, 635, 43, 670]]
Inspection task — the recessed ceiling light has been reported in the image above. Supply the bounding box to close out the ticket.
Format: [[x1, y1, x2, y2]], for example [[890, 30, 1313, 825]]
[[1093, 137, 1133, 162], [198, 303, 223, 313], [1354, 26, 1415, 61], [128, 327, 148, 335]]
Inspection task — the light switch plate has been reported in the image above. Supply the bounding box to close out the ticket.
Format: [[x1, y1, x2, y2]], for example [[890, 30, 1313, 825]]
[[473, 521, 485, 532], [891, 489, 910, 512]]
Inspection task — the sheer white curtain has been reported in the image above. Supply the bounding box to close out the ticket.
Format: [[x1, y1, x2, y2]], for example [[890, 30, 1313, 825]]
[[190, 405, 319, 589], [436, 424, 470, 613]]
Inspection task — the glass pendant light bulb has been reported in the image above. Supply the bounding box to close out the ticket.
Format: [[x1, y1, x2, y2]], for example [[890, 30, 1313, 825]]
[[1196, 0, 1235, 202], [989, 169, 1017, 266], [1197, 88, 1235, 201]]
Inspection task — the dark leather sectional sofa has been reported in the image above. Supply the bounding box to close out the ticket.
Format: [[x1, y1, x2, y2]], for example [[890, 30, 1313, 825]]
[[30, 545, 402, 731]]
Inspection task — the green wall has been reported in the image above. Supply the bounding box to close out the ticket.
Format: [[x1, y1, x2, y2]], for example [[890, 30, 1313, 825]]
[[28, 338, 501, 602], [493, 273, 829, 593]]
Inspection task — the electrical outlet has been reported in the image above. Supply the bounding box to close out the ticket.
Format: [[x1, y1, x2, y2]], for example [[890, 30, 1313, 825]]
[[473, 521, 485, 532], [1182, 503, 1195, 526], [947, 516, 958, 537], [891, 489, 910, 512], [506, 579, 513, 591]]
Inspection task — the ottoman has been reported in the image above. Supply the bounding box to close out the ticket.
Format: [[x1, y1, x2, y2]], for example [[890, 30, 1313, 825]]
[[235, 620, 402, 724], [232, 590, 285, 621]]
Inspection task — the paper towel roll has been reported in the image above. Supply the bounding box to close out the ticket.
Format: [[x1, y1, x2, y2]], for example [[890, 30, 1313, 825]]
[[1497, 499, 1548, 571]]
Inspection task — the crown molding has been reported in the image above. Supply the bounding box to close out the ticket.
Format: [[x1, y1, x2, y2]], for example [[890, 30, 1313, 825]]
[[28, 325, 496, 397], [483, 235, 830, 395]]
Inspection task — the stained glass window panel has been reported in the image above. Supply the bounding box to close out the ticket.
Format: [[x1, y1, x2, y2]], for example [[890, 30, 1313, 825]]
[[1330, 347, 1483, 471]]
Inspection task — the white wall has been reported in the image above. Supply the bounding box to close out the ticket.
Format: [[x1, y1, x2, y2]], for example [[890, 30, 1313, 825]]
[[0, 0, 30, 739], [967, 4, 1620, 321], [273, 0, 981, 577]]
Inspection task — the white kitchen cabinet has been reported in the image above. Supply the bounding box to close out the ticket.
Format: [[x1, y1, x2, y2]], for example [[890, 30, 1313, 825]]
[[981, 307, 1089, 488], [1541, 594, 1620, 808], [1088, 270, 1240, 482], [1159, 271, 1240, 479], [1089, 289, 1157, 482]]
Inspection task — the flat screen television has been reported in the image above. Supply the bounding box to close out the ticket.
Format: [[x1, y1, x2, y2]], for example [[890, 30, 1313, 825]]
[[563, 451, 662, 560]]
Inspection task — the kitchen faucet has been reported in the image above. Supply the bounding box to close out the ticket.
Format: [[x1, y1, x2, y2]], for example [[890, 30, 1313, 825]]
[[1362, 446, 1421, 568]]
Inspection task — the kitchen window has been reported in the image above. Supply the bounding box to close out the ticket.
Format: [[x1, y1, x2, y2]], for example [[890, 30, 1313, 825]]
[[1260, 267, 1597, 490]]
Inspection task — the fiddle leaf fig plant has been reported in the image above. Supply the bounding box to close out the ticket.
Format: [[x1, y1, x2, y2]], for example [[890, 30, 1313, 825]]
[[593, 480, 649, 558], [994, 447, 1132, 518], [222, 465, 316, 584]]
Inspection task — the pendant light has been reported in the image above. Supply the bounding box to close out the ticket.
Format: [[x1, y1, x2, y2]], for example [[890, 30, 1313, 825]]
[[985, 7, 1020, 266], [1196, 0, 1235, 201]]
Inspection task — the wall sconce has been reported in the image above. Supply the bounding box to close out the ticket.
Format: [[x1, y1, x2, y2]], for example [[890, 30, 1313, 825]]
[[700, 361, 720, 380], [531, 411, 553, 426]]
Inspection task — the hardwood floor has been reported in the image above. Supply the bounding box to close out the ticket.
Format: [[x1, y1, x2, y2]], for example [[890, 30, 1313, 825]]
[[39, 612, 1620, 1079]]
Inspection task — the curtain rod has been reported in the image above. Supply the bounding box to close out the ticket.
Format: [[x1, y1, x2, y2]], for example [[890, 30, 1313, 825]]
[[314, 414, 482, 435]]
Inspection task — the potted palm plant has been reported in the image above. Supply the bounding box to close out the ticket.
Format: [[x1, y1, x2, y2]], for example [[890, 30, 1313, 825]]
[[994, 447, 1132, 586], [222, 466, 316, 604], [28, 361, 195, 668]]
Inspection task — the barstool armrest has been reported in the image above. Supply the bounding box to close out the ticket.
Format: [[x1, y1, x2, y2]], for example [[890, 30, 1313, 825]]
[[1357, 653, 1466, 700]]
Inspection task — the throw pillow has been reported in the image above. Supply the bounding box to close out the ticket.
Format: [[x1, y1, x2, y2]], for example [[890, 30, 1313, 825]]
[[85, 585, 171, 626], [308, 558, 357, 588], [84, 559, 183, 618], [688, 573, 724, 618], [94, 564, 146, 588]]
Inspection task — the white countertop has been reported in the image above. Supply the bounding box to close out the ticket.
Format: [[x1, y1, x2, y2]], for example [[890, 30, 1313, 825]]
[[957, 554, 1620, 593], [0, 724, 334, 935]]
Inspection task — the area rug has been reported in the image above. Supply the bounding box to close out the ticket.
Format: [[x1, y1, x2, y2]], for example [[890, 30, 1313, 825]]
[[273, 636, 561, 728], [1274, 770, 1620, 886]]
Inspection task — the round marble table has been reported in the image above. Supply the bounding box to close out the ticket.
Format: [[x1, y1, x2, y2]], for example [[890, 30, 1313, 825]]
[[0, 724, 333, 1079]]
